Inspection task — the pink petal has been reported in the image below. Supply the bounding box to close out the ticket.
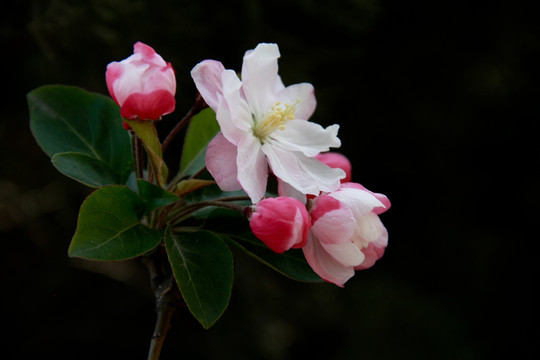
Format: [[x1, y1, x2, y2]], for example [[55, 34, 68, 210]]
[[191, 60, 226, 111], [309, 194, 342, 223], [120, 89, 175, 120], [143, 63, 176, 95], [249, 197, 310, 253], [134, 42, 165, 66], [292, 206, 311, 248], [236, 134, 268, 203], [354, 230, 388, 270], [303, 234, 355, 287], [105, 62, 123, 105], [205, 132, 241, 191], [311, 208, 355, 245], [372, 192, 391, 215]]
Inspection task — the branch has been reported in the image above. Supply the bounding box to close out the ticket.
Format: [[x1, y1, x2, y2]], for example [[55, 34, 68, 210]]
[[161, 92, 207, 153], [142, 247, 183, 360]]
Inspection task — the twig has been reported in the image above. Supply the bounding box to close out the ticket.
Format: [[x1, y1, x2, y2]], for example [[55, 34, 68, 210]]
[[142, 248, 183, 360], [167, 200, 247, 226], [161, 92, 207, 153]]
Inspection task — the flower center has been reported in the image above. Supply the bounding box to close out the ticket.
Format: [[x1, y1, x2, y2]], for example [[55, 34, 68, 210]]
[[253, 101, 299, 141]]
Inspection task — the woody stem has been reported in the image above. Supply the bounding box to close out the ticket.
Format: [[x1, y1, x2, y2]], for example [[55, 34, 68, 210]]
[[143, 247, 183, 360], [161, 92, 207, 153]]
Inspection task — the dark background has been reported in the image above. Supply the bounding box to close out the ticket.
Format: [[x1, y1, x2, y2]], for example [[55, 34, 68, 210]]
[[1, 0, 536, 359]]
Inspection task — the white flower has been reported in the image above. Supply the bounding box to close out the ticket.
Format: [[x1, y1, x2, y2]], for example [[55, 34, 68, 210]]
[[191, 43, 345, 203]]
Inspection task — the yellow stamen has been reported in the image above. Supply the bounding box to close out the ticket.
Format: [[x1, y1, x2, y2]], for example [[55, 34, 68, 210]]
[[253, 100, 300, 141]]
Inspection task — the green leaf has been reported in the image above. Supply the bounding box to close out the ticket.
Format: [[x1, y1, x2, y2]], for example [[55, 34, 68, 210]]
[[52, 152, 122, 188], [69, 186, 163, 261], [137, 179, 179, 215], [28, 85, 132, 186], [178, 108, 220, 178], [204, 208, 322, 283], [124, 118, 168, 187], [225, 237, 322, 283], [165, 228, 233, 329]]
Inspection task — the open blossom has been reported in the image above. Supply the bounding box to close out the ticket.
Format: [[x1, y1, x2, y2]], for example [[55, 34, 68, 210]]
[[191, 43, 345, 203], [249, 197, 310, 253], [303, 183, 391, 287], [106, 42, 176, 120]]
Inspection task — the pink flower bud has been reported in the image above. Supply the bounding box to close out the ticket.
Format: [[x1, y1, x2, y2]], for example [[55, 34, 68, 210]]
[[249, 197, 311, 253], [303, 183, 390, 286], [106, 42, 176, 120], [315, 152, 352, 183]]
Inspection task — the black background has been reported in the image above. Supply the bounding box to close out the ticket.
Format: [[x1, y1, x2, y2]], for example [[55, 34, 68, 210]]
[[1, 0, 536, 359]]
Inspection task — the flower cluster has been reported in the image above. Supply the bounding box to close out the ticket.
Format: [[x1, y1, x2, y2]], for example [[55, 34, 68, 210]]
[[28, 38, 394, 346], [190, 43, 391, 286], [249, 156, 390, 286], [105, 41, 390, 287]]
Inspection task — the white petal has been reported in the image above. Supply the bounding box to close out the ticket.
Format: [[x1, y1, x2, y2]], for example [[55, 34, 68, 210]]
[[263, 144, 318, 195], [236, 134, 268, 203], [221, 70, 253, 131], [190, 60, 225, 111], [217, 70, 252, 145], [112, 63, 146, 104], [277, 179, 307, 204], [303, 234, 355, 287], [272, 121, 341, 157], [352, 212, 387, 249], [274, 75, 286, 92], [299, 157, 345, 193], [321, 242, 365, 267], [241, 43, 281, 119], [275, 83, 316, 120], [330, 188, 384, 219], [263, 143, 344, 195], [205, 133, 242, 191]]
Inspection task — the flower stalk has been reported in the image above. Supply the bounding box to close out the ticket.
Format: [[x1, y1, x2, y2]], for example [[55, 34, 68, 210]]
[[167, 200, 247, 226], [131, 132, 145, 179]]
